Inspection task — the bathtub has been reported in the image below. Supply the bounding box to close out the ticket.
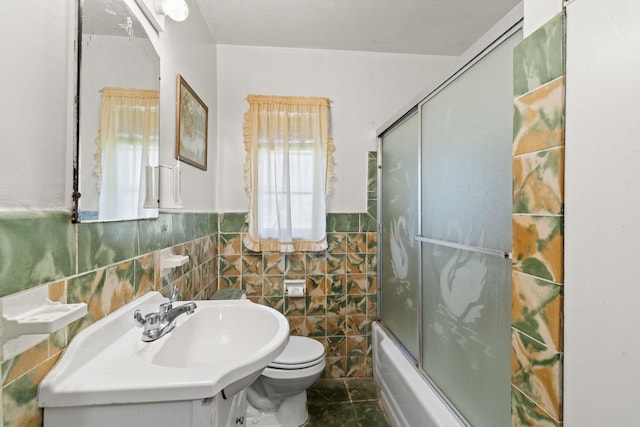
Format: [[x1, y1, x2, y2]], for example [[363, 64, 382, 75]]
[[372, 322, 466, 427]]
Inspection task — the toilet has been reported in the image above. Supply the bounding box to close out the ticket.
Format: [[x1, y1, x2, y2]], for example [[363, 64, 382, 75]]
[[246, 336, 326, 427]]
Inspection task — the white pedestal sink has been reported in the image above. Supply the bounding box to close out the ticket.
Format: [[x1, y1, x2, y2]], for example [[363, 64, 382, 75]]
[[38, 292, 290, 427]]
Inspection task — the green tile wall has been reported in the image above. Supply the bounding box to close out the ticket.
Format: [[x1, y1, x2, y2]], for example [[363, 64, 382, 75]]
[[0, 212, 75, 297], [512, 12, 565, 427], [0, 152, 377, 425], [513, 13, 565, 97], [0, 211, 218, 426]]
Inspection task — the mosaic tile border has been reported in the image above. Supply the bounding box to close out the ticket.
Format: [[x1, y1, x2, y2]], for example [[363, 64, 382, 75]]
[[512, 329, 562, 420], [512, 11, 566, 425], [512, 271, 562, 352], [513, 13, 565, 97], [513, 77, 565, 157]]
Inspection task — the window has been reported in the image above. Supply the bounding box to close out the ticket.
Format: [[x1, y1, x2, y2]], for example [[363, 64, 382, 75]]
[[243, 95, 334, 252], [95, 87, 159, 221]]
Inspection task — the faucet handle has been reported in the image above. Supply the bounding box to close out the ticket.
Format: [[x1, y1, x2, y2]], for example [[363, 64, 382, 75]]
[[159, 285, 179, 314], [134, 310, 160, 331], [133, 310, 146, 327], [168, 284, 178, 303]]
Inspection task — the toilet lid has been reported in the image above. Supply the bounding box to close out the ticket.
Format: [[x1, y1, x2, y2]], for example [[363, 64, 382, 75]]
[[269, 336, 325, 369]]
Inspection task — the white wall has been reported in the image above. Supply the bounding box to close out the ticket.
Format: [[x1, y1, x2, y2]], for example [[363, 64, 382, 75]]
[[0, 0, 217, 214], [523, 0, 563, 36], [0, 1, 75, 210], [159, 0, 217, 212], [564, 0, 640, 424], [216, 45, 454, 213]]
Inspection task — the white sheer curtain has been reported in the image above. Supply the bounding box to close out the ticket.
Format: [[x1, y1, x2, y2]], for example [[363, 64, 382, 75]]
[[243, 95, 334, 252], [95, 87, 159, 221]]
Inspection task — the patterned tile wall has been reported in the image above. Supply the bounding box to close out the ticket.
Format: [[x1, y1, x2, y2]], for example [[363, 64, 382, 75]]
[[511, 12, 565, 427], [0, 152, 378, 425], [217, 152, 378, 379], [0, 211, 219, 426]]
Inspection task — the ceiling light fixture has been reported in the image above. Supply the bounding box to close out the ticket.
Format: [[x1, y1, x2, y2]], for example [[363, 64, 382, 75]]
[[155, 0, 189, 22]]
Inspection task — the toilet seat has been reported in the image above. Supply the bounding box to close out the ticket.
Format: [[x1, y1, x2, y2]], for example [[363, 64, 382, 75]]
[[268, 336, 325, 370], [262, 358, 326, 380]]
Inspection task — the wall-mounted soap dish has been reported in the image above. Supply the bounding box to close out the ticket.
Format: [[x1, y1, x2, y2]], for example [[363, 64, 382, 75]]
[[3, 303, 87, 337], [160, 248, 189, 276], [1, 285, 88, 360]]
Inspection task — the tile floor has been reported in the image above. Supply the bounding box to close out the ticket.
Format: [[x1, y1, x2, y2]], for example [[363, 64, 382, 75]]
[[304, 377, 392, 427]]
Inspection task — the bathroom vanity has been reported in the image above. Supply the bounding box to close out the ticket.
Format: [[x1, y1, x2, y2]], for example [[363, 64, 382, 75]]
[[38, 292, 289, 427], [43, 393, 248, 427]]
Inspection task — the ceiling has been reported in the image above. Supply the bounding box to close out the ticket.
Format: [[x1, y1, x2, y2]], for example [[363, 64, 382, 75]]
[[196, 0, 521, 56]]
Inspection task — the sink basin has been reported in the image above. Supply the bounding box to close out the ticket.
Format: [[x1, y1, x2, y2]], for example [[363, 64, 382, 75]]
[[141, 302, 284, 368], [38, 292, 289, 408]]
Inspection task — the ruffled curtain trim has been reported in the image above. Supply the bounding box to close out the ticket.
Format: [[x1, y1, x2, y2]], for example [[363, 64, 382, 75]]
[[242, 94, 334, 253], [94, 87, 159, 193], [243, 233, 328, 253]]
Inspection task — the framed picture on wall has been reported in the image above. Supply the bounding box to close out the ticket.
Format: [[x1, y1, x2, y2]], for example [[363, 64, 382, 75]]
[[176, 74, 208, 170]]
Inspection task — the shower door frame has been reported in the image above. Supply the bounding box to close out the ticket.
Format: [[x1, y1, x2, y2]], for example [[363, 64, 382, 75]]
[[376, 17, 523, 427]]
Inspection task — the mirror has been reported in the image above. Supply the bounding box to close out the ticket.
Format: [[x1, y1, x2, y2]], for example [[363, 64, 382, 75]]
[[74, 0, 160, 222]]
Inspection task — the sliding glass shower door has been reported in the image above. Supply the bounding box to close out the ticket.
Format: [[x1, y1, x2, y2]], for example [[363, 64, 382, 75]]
[[380, 111, 420, 358], [379, 29, 521, 427], [419, 32, 518, 427]]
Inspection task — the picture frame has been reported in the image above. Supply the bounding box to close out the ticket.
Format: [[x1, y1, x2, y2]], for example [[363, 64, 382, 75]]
[[176, 74, 208, 170]]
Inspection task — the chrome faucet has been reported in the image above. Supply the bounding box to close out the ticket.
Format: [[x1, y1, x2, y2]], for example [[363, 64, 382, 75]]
[[133, 285, 197, 342]]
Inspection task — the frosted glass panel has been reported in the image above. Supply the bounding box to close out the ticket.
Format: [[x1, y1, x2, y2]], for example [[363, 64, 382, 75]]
[[380, 112, 420, 358], [421, 242, 511, 427], [421, 33, 520, 253], [420, 31, 520, 427]]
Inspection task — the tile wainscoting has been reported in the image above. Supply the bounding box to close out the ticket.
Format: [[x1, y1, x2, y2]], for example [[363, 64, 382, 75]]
[[0, 151, 378, 426], [217, 211, 378, 379], [511, 12, 565, 427], [0, 211, 220, 426], [216, 153, 379, 379]]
